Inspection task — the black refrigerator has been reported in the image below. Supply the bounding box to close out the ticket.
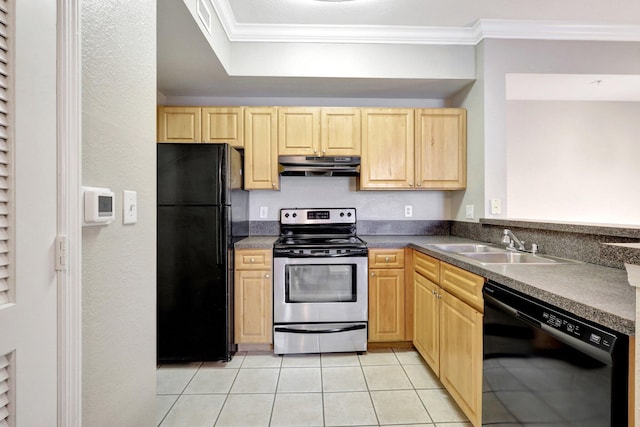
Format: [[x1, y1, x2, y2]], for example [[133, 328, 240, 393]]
[[157, 143, 249, 362]]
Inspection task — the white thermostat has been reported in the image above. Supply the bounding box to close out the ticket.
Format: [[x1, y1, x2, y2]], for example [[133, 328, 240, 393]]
[[82, 186, 115, 226]]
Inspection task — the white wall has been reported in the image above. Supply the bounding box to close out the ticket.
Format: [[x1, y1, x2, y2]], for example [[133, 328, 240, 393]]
[[81, 1, 157, 426], [449, 42, 486, 222], [480, 39, 640, 223], [506, 101, 640, 224]]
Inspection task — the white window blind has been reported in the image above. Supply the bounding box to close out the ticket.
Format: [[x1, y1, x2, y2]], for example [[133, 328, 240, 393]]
[[0, 354, 10, 427], [0, 0, 10, 307]]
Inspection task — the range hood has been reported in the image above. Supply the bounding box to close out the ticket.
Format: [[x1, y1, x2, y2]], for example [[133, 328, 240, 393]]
[[279, 155, 360, 177]]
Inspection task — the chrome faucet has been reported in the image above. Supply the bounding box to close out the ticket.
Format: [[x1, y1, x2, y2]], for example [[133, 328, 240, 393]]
[[502, 229, 527, 252]]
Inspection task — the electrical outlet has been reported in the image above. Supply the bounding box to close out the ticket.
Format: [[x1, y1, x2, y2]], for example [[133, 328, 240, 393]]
[[465, 204, 474, 219], [259, 206, 268, 219], [490, 199, 502, 215], [404, 205, 413, 217]]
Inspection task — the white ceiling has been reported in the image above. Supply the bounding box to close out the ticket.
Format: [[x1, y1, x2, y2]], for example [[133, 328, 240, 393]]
[[157, 0, 640, 100]]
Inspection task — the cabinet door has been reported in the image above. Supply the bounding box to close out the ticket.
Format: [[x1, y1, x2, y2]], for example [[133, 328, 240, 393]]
[[234, 270, 273, 344], [360, 108, 414, 189], [157, 106, 201, 142], [278, 107, 320, 155], [244, 107, 279, 190], [368, 268, 405, 342], [413, 273, 440, 375], [320, 108, 361, 156], [415, 108, 466, 189], [439, 290, 482, 427], [202, 107, 244, 148]]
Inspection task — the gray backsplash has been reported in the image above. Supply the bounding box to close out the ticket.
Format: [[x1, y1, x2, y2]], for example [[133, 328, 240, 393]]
[[451, 220, 640, 269], [358, 220, 450, 236], [248, 220, 451, 236]]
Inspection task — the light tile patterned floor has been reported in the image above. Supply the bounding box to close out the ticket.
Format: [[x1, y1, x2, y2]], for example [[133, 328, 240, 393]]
[[157, 347, 472, 427]]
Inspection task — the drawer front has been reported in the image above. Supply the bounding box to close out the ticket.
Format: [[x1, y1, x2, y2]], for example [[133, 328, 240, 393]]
[[369, 249, 405, 269], [235, 249, 272, 270], [440, 262, 484, 313], [413, 250, 440, 283]]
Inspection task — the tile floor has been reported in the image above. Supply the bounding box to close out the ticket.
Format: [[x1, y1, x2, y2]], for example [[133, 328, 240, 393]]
[[157, 347, 471, 427]]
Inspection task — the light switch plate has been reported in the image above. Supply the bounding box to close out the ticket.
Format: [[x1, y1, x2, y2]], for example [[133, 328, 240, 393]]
[[123, 190, 137, 224], [490, 199, 502, 215]]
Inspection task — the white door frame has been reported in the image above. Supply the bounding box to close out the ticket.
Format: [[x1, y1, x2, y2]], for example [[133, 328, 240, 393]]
[[57, 0, 82, 425]]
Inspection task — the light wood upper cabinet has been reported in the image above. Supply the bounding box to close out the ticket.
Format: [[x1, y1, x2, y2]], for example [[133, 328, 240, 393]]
[[278, 107, 321, 155], [244, 107, 279, 190], [157, 106, 244, 146], [234, 249, 273, 344], [360, 108, 414, 189], [321, 108, 361, 155], [278, 107, 361, 156], [415, 108, 466, 189], [202, 107, 244, 148], [360, 108, 466, 190], [157, 106, 201, 142]]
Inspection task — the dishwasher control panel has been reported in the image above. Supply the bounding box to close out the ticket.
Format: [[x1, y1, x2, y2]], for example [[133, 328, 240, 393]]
[[484, 281, 618, 355]]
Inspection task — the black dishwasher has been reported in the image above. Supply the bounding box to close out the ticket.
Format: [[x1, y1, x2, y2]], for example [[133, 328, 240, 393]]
[[483, 281, 629, 427]]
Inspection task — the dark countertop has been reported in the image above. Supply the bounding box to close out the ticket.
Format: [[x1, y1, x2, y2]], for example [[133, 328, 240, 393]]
[[235, 234, 636, 335], [364, 235, 635, 336], [235, 236, 278, 249]]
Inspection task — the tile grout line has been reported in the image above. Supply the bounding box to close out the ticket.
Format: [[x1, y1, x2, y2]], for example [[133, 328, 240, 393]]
[[266, 354, 283, 427]]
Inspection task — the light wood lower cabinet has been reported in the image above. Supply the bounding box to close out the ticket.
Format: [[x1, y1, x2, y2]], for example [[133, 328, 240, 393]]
[[413, 250, 484, 427], [414, 273, 440, 373], [439, 288, 483, 426], [368, 249, 406, 342], [234, 249, 273, 344]]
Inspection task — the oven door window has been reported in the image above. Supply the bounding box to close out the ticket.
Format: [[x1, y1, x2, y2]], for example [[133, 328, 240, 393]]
[[285, 264, 356, 303]]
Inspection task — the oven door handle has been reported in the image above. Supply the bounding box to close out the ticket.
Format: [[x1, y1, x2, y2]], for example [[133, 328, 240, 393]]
[[274, 324, 366, 334]]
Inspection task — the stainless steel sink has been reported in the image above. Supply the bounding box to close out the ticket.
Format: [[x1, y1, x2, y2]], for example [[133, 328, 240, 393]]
[[459, 252, 568, 265], [429, 243, 507, 253]]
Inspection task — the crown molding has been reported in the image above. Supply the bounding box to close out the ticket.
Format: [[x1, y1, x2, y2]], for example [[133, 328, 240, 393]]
[[209, 0, 640, 45]]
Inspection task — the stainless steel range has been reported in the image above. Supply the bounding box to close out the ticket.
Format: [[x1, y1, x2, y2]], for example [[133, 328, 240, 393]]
[[273, 208, 368, 355]]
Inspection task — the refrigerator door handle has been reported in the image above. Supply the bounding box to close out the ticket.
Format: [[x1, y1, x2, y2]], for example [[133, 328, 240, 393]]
[[215, 208, 223, 265]]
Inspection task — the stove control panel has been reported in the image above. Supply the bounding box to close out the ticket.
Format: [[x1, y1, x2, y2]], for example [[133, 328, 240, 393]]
[[280, 208, 356, 225]]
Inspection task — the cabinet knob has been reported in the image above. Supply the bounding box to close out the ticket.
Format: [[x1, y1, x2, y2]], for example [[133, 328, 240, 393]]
[[432, 290, 436, 295], [371, 272, 375, 277], [408, 182, 413, 187], [437, 293, 442, 299], [250, 258, 255, 263], [384, 256, 389, 262], [322, 149, 326, 154], [417, 182, 421, 187], [272, 182, 276, 188], [265, 274, 270, 279], [313, 148, 317, 153]]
